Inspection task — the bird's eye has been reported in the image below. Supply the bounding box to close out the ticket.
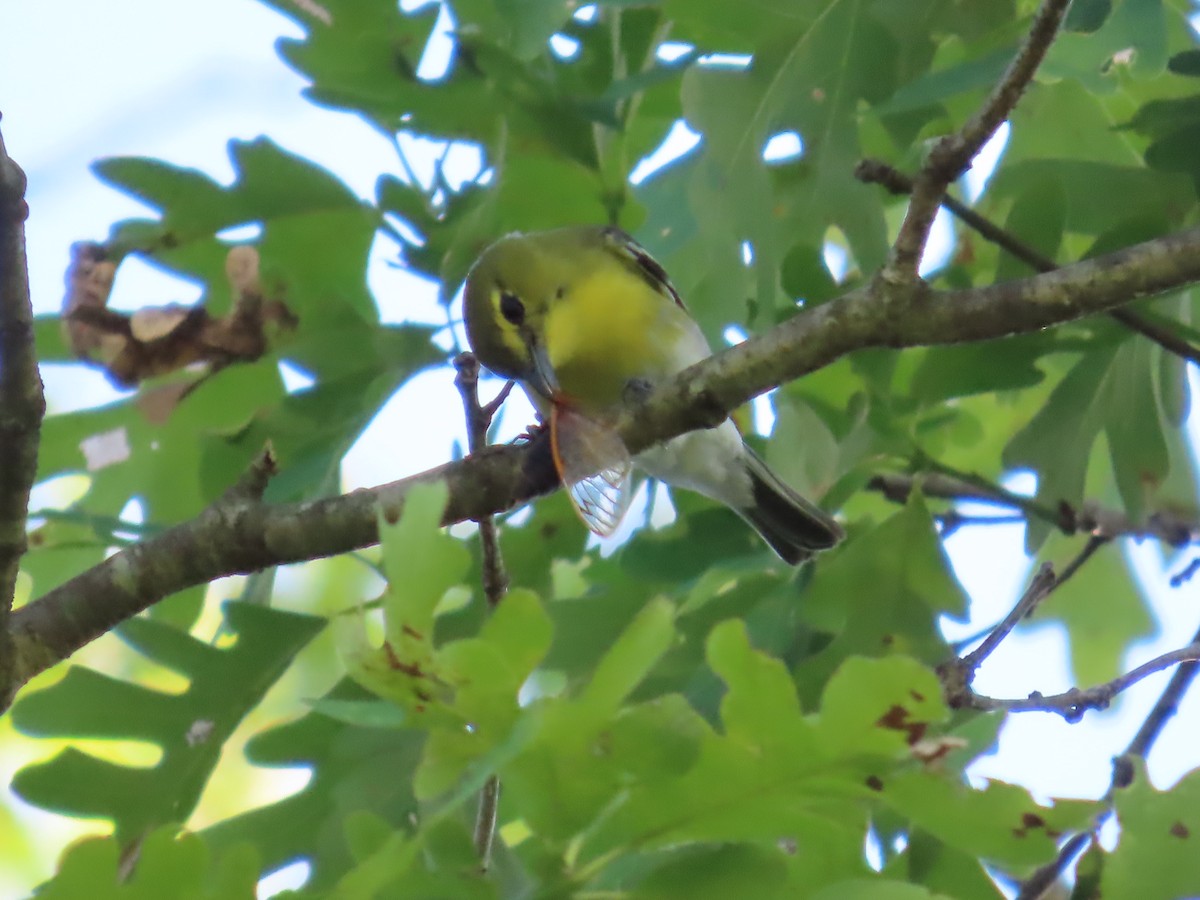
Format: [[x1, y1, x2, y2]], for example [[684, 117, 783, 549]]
[[499, 291, 525, 325]]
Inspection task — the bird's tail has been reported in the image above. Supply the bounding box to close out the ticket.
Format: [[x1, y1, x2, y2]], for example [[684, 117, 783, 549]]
[[736, 445, 844, 565]]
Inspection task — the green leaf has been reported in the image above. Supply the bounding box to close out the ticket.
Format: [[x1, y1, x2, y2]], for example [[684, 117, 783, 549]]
[[816, 656, 947, 759], [1031, 532, 1154, 686], [811, 880, 949, 900], [264, 0, 462, 135], [1043, 0, 1167, 89], [678, 0, 891, 313], [306, 698, 410, 729], [1104, 764, 1200, 900], [12, 603, 323, 844], [634, 843, 791, 899], [708, 619, 807, 747], [886, 830, 1005, 899], [794, 493, 967, 707], [884, 773, 1097, 869], [1064, 0, 1112, 34], [201, 678, 426, 889], [499, 599, 677, 839], [1004, 338, 1172, 549], [415, 589, 552, 798], [994, 169, 1064, 282], [908, 334, 1051, 403], [336, 481, 476, 721], [988, 160, 1190, 236], [38, 826, 259, 900], [1167, 48, 1200, 76]]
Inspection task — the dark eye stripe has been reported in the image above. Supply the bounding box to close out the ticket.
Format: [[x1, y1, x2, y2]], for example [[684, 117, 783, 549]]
[[499, 291, 525, 325]]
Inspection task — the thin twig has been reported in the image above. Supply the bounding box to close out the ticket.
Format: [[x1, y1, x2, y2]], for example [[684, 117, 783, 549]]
[[885, 0, 1072, 278], [943, 536, 1110, 714], [454, 353, 511, 606], [1052, 533, 1109, 589], [1016, 831, 1093, 900], [473, 773, 501, 871], [453, 352, 512, 872], [869, 469, 1070, 533], [936, 510, 1026, 538], [959, 563, 1058, 674], [0, 116, 45, 707], [868, 470, 1196, 546], [1016, 621, 1200, 898], [856, 158, 1200, 366], [970, 641, 1200, 720], [1170, 557, 1200, 588]]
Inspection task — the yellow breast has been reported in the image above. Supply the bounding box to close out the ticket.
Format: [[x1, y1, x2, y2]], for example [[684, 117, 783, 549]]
[[544, 266, 688, 411]]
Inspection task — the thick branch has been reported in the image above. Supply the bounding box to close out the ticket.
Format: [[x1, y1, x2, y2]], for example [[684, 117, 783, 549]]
[[617, 223, 1200, 458], [11, 224, 1200, 701], [0, 118, 45, 706], [886, 0, 1071, 278], [10, 439, 559, 694], [856, 158, 1200, 366]]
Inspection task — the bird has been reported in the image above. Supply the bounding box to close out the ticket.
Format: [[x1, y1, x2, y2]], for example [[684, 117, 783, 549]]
[[462, 225, 844, 564]]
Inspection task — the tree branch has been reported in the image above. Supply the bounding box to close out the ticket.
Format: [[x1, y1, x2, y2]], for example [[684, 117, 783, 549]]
[[0, 117, 46, 707], [11, 224, 1200, 706], [1016, 620, 1200, 898], [940, 536, 1110, 718], [885, 0, 1072, 279], [973, 641, 1200, 720], [856, 158, 1200, 366], [453, 351, 510, 872], [957, 563, 1057, 676], [867, 471, 1196, 547]]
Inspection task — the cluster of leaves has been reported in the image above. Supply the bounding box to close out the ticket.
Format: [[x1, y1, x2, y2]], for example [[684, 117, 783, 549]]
[[13, 0, 1200, 896]]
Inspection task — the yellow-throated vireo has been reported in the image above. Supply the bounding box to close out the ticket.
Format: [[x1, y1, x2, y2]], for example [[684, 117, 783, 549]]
[[464, 225, 843, 564]]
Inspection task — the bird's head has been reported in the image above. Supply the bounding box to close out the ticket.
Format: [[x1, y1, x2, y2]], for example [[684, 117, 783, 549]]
[[463, 232, 563, 401]]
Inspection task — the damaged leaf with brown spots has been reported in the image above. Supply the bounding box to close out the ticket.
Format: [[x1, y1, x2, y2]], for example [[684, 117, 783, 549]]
[[61, 242, 296, 391]]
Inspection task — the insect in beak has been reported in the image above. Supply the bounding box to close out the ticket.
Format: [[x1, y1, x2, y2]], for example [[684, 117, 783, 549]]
[[550, 400, 634, 538]]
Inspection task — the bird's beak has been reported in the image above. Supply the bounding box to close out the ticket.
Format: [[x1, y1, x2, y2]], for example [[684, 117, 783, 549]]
[[524, 338, 560, 401]]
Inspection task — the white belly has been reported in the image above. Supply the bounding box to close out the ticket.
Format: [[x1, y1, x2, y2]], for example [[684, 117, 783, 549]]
[[636, 419, 753, 509]]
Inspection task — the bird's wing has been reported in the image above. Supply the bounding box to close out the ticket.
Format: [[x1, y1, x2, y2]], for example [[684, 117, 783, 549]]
[[600, 226, 688, 312]]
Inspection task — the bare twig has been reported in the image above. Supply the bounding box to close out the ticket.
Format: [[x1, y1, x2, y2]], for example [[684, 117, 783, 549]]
[[0, 117, 46, 707], [473, 774, 501, 872], [857, 158, 1200, 366], [454, 353, 511, 607], [935, 510, 1025, 538], [868, 470, 1196, 547], [1016, 831, 1093, 900], [869, 470, 1070, 533], [1170, 557, 1200, 588], [453, 352, 512, 872], [1053, 534, 1110, 588], [885, 0, 1072, 279], [969, 641, 1200, 720], [958, 563, 1058, 675], [1017, 621, 1200, 898], [942, 535, 1110, 716]]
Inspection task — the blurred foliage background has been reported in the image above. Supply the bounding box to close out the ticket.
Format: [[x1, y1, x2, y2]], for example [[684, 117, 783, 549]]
[[7, 0, 1200, 896]]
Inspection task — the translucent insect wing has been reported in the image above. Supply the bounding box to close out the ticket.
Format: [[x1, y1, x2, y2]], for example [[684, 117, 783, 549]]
[[550, 404, 634, 537]]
